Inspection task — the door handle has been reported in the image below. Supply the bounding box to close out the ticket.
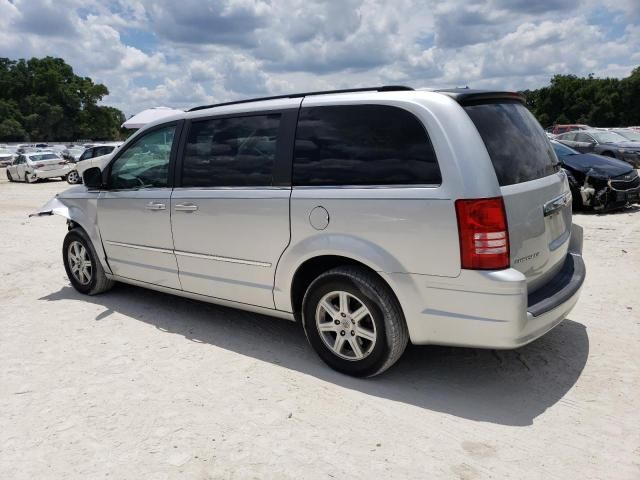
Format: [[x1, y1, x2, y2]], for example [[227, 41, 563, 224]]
[[145, 202, 166, 211], [175, 203, 199, 212], [543, 192, 572, 217]]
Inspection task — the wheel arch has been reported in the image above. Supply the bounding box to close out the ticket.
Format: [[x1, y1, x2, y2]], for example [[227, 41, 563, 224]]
[[285, 254, 403, 322], [274, 234, 407, 315], [31, 196, 112, 274]]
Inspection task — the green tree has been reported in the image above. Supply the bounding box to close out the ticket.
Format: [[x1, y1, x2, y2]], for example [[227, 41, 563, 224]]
[[521, 69, 639, 127], [0, 56, 126, 141]]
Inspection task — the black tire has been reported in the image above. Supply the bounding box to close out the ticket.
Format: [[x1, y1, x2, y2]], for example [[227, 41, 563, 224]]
[[6, 170, 13, 182], [301, 266, 409, 377], [63, 228, 114, 295], [66, 170, 80, 184]]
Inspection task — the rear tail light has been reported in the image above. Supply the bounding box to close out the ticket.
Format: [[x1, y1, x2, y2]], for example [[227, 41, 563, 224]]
[[34, 163, 45, 168], [455, 197, 510, 270], [59, 161, 68, 165]]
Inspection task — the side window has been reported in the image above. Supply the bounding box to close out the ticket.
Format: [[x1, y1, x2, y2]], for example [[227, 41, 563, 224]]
[[182, 114, 280, 187], [95, 146, 114, 157], [293, 105, 441, 186], [78, 149, 92, 161], [575, 133, 590, 143], [108, 125, 176, 190], [562, 133, 576, 141]]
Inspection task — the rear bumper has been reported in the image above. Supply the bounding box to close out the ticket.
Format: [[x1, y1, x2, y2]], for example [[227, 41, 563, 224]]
[[382, 224, 585, 349], [33, 167, 71, 179]]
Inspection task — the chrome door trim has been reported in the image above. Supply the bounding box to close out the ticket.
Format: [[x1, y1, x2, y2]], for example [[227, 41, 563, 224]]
[[104, 240, 174, 255], [104, 241, 271, 267], [174, 250, 272, 267], [174, 203, 199, 212]]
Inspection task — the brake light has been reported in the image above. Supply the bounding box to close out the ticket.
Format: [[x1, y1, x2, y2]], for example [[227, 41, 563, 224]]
[[59, 161, 68, 165], [455, 197, 510, 270], [34, 163, 45, 168]]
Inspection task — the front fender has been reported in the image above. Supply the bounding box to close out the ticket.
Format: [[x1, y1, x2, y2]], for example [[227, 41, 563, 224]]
[[273, 233, 405, 312], [30, 190, 111, 274]]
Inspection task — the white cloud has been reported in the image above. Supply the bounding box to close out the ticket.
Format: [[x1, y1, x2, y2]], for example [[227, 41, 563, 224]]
[[0, 0, 637, 116]]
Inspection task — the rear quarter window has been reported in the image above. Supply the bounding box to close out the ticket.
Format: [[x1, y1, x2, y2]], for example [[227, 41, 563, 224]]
[[465, 102, 559, 186], [293, 104, 441, 186]]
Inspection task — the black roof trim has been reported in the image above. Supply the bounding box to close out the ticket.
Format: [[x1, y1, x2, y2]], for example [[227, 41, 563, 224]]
[[187, 86, 414, 112], [434, 88, 525, 106]]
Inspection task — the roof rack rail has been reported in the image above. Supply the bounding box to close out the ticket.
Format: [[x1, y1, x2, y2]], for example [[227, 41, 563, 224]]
[[187, 85, 414, 112]]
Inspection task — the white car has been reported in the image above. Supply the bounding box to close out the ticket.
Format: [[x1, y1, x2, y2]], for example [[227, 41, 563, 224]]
[[6, 151, 72, 183], [67, 144, 121, 184]]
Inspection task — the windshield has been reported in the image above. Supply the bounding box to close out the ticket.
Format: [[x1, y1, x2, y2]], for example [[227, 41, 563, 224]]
[[591, 131, 626, 144], [29, 153, 59, 161], [552, 141, 578, 156], [614, 130, 640, 142]]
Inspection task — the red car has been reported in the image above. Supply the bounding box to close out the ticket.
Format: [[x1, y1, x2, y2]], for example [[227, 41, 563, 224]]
[[551, 124, 591, 135]]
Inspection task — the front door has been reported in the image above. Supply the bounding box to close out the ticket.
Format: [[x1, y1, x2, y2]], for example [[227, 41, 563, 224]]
[[171, 111, 296, 308], [98, 123, 181, 289]]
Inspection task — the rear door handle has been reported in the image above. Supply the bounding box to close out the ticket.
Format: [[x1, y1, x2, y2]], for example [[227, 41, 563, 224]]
[[543, 192, 572, 217], [175, 203, 199, 212], [146, 202, 166, 211]]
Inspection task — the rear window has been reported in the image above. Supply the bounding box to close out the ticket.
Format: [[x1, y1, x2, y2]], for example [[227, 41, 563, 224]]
[[293, 105, 441, 186], [465, 102, 559, 186], [30, 153, 59, 161]]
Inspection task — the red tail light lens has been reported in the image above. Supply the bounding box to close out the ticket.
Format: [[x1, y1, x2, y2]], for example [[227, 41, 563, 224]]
[[34, 163, 45, 168], [455, 197, 510, 270], [59, 161, 68, 165]]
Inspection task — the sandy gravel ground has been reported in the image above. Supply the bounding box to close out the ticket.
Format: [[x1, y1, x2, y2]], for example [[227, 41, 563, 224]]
[[0, 170, 638, 480]]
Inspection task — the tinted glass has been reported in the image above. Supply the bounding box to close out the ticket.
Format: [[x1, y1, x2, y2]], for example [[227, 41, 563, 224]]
[[293, 105, 441, 186], [182, 114, 280, 187], [465, 102, 559, 186], [79, 150, 92, 161], [95, 146, 115, 157], [109, 125, 175, 189]]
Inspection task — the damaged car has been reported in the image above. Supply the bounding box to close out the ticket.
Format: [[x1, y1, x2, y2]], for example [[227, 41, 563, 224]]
[[551, 140, 640, 211]]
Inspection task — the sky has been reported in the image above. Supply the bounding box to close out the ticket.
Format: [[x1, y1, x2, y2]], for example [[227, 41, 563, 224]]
[[0, 0, 639, 117]]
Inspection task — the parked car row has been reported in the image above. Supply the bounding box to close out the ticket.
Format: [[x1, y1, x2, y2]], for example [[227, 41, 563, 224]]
[[2, 142, 121, 184], [6, 151, 72, 183]]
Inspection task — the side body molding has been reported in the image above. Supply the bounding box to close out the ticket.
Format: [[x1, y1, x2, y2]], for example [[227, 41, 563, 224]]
[[30, 189, 111, 274]]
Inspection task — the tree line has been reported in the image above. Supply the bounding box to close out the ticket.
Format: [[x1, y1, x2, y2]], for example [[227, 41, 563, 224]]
[[0, 56, 126, 142], [1, 56, 639, 142], [522, 67, 640, 128]]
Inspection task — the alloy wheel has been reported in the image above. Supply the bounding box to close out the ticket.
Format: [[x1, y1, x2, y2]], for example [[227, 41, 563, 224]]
[[67, 241, 92, 285], [315, 290, 377, 361]]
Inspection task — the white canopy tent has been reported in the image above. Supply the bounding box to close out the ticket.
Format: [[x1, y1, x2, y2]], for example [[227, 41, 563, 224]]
[[121, 107, 183, 129]]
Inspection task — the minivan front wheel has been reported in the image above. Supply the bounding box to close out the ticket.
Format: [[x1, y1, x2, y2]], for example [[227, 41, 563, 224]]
[[302, 266, 408, 377], [63, 229, 114, 295]]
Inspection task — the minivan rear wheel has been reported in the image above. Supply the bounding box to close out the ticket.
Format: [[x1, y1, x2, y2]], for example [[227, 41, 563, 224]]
[[302, 266, 408, 377], [63, 229, 114, 295]]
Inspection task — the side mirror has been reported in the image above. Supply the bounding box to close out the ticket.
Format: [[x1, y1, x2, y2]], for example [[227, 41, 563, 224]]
[[83, 167, 104, 190]]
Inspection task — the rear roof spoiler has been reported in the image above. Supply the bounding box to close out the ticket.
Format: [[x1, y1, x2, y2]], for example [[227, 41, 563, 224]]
[[434, 89, 525, 106]]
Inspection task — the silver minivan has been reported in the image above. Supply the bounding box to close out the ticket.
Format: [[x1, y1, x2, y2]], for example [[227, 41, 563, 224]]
[[34, 86, 585, 377]]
